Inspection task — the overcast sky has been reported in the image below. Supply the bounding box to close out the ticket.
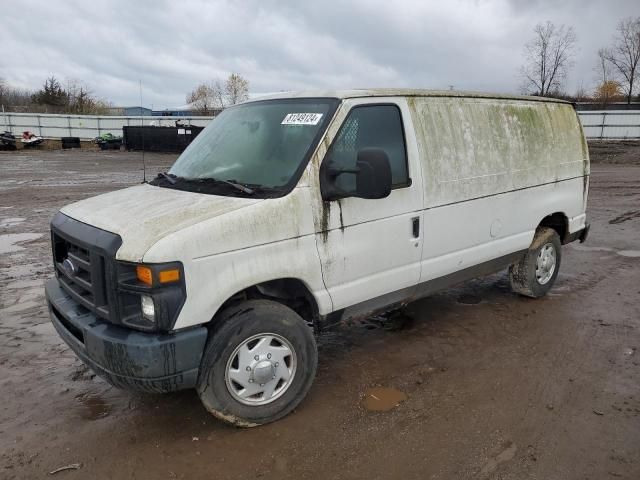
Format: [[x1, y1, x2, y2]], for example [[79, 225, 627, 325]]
[[1, 0, 638, 109]]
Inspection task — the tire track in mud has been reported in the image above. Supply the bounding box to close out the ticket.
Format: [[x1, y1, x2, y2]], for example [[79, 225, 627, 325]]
[[609, 210, 640, 224], [515, 256, 640, 476]]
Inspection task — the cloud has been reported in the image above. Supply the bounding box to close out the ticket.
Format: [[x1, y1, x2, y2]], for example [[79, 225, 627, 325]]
[[0, 0, 637, 108]]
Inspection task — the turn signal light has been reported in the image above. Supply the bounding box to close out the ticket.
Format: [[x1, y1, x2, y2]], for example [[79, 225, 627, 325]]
[[136, 265, 180, 285], [136, 266, 153, 286], [159, 269, 180, 284]]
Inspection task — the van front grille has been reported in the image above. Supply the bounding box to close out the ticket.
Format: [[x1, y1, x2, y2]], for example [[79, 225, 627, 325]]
[[52, 231, 111, 320]]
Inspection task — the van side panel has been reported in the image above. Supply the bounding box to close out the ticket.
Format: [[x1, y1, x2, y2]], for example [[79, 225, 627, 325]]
[[420, 177, 585, 283], [409, 97, 588, 283], [410, 98, 588, 207]]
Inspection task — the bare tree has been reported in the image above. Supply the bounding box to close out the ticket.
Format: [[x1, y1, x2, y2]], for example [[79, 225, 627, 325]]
[[594, 49, 616, 105], [0, 82, 34, 110], [0, 77, 6, 105], [573, 83, 590, 102], [186, 83, 215, 114], [601, 17, 640, 104], [187, 74, 249, 113], [595, 49, 613, 87], [212, 79, 226, 109], [65, 79, 87, 110], [186, 81, 226, 114], [520, 21, 577, 97], [224, 73, 249, 105], [64, 79, 108, 114]]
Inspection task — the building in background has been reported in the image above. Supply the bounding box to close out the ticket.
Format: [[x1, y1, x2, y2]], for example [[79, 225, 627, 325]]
[[105, 106, 153, 116], [152, 102, 219, 117], [151, 105, 197, 116]]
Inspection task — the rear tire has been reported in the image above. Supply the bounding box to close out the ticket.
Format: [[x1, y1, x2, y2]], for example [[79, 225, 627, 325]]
[[509, 227, 562, 298], [197, 300, 317, 427]]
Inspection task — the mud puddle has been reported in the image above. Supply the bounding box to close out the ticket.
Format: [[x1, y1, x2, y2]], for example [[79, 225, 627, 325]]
[[0, 232, 42, 254], [74, 392, 112, 420], [0, 217, 26, 228], [362, 387, 407, 411]]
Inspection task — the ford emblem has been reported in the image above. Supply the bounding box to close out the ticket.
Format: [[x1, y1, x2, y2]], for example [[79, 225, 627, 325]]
[[62, 257, 78, 276]]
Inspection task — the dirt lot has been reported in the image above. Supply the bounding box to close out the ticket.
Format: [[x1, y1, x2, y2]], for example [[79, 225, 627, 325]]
[[1, 143, 639, 479]]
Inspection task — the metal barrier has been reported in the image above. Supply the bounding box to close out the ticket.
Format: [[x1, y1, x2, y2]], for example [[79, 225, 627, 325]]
[[578, 111, 640, 139], [0, 112, 214, 140]]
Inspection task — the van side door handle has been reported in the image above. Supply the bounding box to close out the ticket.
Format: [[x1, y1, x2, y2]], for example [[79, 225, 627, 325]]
[[412, 217, 420, 239]]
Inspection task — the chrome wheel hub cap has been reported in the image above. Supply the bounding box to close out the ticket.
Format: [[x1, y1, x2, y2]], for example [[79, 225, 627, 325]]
[[536, 243, 556, 285], [225, 333, 297, 406], [252, 360, 275, 385]]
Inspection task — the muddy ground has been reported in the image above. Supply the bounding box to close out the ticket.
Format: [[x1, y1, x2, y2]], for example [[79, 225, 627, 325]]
[[1, 142, 639, 479]]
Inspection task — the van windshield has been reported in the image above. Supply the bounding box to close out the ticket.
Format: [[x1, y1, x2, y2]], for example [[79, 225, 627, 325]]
[[158, 98, 339, 197]]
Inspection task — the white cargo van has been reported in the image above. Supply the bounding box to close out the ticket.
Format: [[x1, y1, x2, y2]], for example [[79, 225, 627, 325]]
[[46, 90, 590, 426]]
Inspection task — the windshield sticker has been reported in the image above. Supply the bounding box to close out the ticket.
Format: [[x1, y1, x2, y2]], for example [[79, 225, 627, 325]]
[[281, 113, 323, 125]]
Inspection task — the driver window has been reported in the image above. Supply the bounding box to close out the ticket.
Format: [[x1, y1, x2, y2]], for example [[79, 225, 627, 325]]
[[324, 104, 409, 193]]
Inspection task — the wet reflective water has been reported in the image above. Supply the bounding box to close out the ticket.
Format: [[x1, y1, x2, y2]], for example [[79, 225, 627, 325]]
[[0, 233, 42, 254], [362, 387, 407, 412], [75, 393, 112, 420]]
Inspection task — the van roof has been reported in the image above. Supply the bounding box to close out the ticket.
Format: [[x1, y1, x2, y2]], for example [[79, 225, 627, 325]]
[[248, 89, 571, 104]]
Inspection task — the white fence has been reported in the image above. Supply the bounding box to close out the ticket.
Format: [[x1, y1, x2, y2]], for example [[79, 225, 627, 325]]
[[578, 111, 640, 139], [0, 112, 214, 140], [1, 110, 639, 141]]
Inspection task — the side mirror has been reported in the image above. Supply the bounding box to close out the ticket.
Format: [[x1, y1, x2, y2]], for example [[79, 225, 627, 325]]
[[354, 148, 392, 199], [320, 148, 392, 200]]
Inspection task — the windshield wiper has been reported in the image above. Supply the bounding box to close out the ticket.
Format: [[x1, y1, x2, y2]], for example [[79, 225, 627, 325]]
[[157, 172, 176, 184], [220, 179, 254, 195], [152, 174, 267, 196], [179, 176, 255, 194], [238, 182, 286, 195]]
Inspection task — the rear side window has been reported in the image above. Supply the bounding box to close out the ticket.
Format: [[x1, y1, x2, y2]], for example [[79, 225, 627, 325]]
[[324, 104, 409, 192]]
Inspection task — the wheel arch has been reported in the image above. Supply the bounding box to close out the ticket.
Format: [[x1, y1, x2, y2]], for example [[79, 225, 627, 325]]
[[210, 277, 321, 333], [538, 212, 569, 244]]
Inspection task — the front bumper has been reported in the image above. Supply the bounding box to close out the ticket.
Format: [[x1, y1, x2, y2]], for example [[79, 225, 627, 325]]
[[46, 278, 207, 393]]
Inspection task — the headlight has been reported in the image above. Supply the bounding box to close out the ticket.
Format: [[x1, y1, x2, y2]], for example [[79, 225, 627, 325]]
[[117, 261, 186, 332], [141, 295, 156, 321]]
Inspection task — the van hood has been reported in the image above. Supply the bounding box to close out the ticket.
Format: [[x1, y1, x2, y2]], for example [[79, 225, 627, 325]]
[[60, 184, 262, 261]]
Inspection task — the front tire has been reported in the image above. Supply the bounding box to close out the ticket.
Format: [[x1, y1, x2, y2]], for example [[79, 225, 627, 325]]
[[509, 227, 562, 298], [196, 300, 317, 427]]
